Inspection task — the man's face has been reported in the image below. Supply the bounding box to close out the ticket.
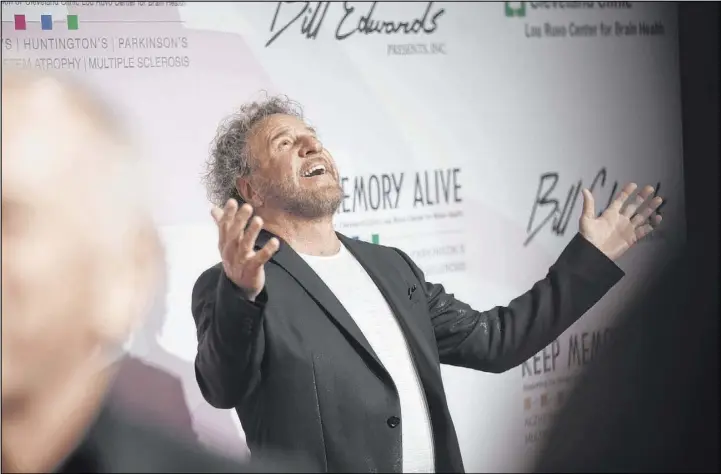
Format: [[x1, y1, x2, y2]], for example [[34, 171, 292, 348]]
[[1, 91, 136, 404], [245, 114, 343, 218]]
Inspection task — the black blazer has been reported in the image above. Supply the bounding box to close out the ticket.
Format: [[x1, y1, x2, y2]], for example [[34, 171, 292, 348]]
[[192, 231, 624, 473]]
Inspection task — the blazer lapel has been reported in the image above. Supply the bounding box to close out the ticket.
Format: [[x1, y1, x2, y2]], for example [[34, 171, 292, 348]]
[[255, 230, 388, 379], [340, 234, 459, 471], [339, 234, 442, 387]]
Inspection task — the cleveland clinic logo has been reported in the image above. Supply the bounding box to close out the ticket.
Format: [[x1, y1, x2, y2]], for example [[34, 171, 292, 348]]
[[505, 1, 632, 18], [265, 1, 445, 47], [505, 1, 527, 17]]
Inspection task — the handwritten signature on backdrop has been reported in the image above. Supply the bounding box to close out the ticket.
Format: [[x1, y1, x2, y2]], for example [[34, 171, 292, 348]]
[[265, 1, 445, 47], [525, 168, 664, 246]]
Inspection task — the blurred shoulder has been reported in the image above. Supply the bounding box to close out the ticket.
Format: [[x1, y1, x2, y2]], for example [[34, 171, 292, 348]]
[[89, 404, 311, 472]]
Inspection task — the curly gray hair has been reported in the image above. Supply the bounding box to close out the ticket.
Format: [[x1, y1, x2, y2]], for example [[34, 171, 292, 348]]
[[203, 95, 304, 207]]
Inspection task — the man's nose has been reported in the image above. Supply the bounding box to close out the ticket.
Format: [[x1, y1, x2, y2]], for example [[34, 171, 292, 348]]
[[299, 136, 322, 157]]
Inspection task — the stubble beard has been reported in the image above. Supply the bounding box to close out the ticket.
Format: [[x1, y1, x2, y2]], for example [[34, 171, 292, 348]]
[[257, 176, 343, 220]]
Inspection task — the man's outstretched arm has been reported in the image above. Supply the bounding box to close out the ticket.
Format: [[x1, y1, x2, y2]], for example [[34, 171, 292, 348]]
[[398, 182, 663, 373], [193, 200, 280, 409], [193, 266, 268, 409], [397, 233, 623, 373]]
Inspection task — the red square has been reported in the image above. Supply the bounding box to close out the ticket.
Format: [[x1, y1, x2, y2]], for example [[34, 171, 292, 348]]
[[14, 14, 26, 30]]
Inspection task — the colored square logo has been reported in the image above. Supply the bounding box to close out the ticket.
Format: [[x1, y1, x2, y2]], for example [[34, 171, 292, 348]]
[[371, 234, 380, 245], [41, 15, 53, 30], [505, 1, 526, 18], [67, 15, 79, 30], [14, 14, 26, 30]]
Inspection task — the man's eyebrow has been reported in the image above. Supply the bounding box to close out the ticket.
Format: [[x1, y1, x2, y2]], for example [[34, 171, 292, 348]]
[[269, 126, 317, 143], [269, 127, 292, 143]]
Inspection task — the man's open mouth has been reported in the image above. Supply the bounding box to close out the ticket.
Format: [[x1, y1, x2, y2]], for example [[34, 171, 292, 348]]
[[301, 163, 328, 178]]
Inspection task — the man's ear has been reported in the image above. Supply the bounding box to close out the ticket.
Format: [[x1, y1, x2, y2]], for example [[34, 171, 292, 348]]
[[236, 176, 262, 207], [93, 222, 163, 348]]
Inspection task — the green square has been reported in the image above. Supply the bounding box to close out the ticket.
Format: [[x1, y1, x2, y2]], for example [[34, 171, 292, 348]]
[[67, 15, 78, 30], [505, 2, 526, 18], [371, 234, 380, 245]]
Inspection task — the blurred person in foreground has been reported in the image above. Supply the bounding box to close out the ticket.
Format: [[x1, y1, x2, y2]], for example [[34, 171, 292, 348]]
[[192, 96, 665, 472], [535, 246, 719, 473], [0, 70, 307, 473]]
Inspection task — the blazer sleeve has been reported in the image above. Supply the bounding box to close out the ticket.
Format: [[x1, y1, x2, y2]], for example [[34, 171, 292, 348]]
[[395, 233, 625, 373], [192, 265, 267, 409]]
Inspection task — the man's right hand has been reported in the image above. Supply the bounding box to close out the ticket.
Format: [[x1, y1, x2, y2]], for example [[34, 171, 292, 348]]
[[211, 199, 279, 302]]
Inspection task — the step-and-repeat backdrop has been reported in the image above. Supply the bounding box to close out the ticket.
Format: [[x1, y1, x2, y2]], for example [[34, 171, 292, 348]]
[[2, 2, 684, 471]]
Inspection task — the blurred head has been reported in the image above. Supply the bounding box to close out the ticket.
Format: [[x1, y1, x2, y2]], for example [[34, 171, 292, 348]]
[[1, 70, 162, 405], [205, 95, 343, 219]]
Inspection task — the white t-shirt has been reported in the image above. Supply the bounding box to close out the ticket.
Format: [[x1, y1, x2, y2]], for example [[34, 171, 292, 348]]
[[299, 244, 435, 473]]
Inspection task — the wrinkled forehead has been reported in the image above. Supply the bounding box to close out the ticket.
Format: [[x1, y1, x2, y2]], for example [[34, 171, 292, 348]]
[[253, 113, 315, 141]]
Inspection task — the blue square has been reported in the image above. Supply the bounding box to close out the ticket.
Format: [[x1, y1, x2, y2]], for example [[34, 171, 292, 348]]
[[41, 15, 53, 30]]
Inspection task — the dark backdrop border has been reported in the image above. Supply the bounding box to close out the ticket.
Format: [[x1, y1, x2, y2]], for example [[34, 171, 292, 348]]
[[678, 1, 719, 309]]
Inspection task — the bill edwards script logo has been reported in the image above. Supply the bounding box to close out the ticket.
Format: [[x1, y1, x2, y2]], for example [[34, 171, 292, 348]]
[[265, 1, 446, 47]]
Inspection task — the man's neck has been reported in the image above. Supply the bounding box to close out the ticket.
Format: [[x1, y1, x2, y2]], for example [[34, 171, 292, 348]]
[[2, 357, 111, 473], [260, 210, 340, 256]]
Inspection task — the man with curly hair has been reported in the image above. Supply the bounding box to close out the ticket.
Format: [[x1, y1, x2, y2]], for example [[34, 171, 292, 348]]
[[192, 95, 663, 473]]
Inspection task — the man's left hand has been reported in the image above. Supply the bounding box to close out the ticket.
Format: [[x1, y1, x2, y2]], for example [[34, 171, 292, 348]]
[[579, 182, 663, 261]]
